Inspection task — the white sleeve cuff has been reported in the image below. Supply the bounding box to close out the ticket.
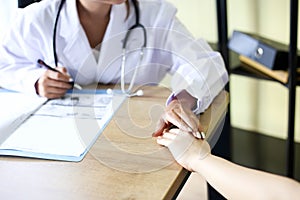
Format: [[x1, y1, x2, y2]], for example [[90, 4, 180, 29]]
[[166, 91, 204, 115]]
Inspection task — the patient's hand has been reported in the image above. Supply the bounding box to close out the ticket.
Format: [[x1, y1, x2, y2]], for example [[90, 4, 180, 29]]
[[156, 129, 210, 172]]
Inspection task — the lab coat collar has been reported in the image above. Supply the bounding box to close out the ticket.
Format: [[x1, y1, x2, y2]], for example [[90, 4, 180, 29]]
[[97, 3, 130, 83], [58, 0, 94, 81], [59, 0, 80, 39], [103, 3, 129, 39]]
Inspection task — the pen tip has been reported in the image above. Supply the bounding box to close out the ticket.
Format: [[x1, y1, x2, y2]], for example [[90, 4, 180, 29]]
[[75, 84, 82, 90], [195, 131, 205, 140]]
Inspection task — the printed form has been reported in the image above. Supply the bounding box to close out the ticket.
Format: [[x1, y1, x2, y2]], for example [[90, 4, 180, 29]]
[[0, 91, 125, 161]]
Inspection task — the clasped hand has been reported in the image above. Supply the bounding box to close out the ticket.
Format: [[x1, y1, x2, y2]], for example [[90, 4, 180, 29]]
[[153, 90, 203, 138], [153, 91, 209, 171], [157, 128, 211, 171]]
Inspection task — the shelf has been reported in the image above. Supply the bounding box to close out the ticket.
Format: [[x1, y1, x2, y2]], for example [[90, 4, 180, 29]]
[[227, 50, 300, 87], [230, 63, 300, 87], [231, 66, 285, 83]]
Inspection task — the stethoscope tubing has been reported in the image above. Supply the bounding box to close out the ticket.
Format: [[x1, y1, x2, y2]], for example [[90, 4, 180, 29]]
[[53, 0, 147, 97]]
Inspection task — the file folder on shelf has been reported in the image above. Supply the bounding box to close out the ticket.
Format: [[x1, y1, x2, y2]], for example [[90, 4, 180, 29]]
[[228, 30, 300, 70]]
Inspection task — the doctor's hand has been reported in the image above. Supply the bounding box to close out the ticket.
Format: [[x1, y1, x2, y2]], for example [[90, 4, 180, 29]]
[[152, 90, 203, 138], [157, 128, 211, 172], [35, 67, 72, 99]]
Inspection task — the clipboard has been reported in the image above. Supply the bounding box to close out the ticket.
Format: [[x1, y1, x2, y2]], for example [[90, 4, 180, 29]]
[[0, 89, 126, 162]]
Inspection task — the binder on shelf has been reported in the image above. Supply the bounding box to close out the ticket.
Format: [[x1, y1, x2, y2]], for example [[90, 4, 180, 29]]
[[0, 89, 125, 162], [228, 30, 300, 70], [239, 55, 300, 84]]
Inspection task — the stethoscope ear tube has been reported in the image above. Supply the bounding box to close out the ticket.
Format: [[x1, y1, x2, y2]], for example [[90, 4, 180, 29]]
[[119, 0, 147, 97], [123, 0, 147, 49], [122, 24, 147, 49], [53, 0, 66, 66], [131, 0, 140, 25]]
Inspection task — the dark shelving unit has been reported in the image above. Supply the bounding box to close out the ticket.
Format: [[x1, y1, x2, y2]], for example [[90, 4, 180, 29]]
[[216, 0, 299, 179]]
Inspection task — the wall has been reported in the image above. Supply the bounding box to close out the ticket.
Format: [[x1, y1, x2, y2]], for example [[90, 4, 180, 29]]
[[0, 0, 18, 40], [168, 0, 300, 142]]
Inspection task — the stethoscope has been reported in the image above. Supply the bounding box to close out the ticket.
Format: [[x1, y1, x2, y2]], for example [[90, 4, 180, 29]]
[[53, 0, 146, 97]]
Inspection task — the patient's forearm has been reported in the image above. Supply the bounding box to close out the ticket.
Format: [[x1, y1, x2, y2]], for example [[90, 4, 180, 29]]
[[193, 155, 300, 200]]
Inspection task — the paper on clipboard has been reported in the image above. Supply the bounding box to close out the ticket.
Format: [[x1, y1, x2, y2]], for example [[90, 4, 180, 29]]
[[0, 90, 126, 162]]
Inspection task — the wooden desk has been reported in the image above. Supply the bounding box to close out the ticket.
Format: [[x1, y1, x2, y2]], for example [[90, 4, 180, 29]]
[[0, 86, 228, 200]]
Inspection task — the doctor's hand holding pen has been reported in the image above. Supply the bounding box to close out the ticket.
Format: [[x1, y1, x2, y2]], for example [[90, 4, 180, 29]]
[[35, 59, 81, 99], [152, 90, 205, 140], [35, 66, 72, 99]]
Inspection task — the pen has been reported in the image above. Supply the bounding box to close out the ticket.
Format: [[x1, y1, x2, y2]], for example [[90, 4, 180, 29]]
[[194, 131, 206, 140], [37, 59, 82, 90], [152, 121, 205, 140], [185, 123, 205, 139], [175, 124, 206, 140]]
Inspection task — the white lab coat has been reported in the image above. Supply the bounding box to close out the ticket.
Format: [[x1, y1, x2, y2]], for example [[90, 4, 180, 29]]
[[0, 0, 228, 114]]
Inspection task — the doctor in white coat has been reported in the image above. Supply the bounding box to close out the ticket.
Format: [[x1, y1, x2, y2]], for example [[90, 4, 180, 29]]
[[0, 0, 228, 136]]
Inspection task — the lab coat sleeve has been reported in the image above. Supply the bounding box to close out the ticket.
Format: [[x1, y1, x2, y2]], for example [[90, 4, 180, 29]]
[[0, 8, 48, 95], [166, 18, 228, 114]]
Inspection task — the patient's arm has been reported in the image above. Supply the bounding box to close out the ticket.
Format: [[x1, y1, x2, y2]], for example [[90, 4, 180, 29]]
[[195, 154, 300, 199], [156, 129, 300, 200]]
